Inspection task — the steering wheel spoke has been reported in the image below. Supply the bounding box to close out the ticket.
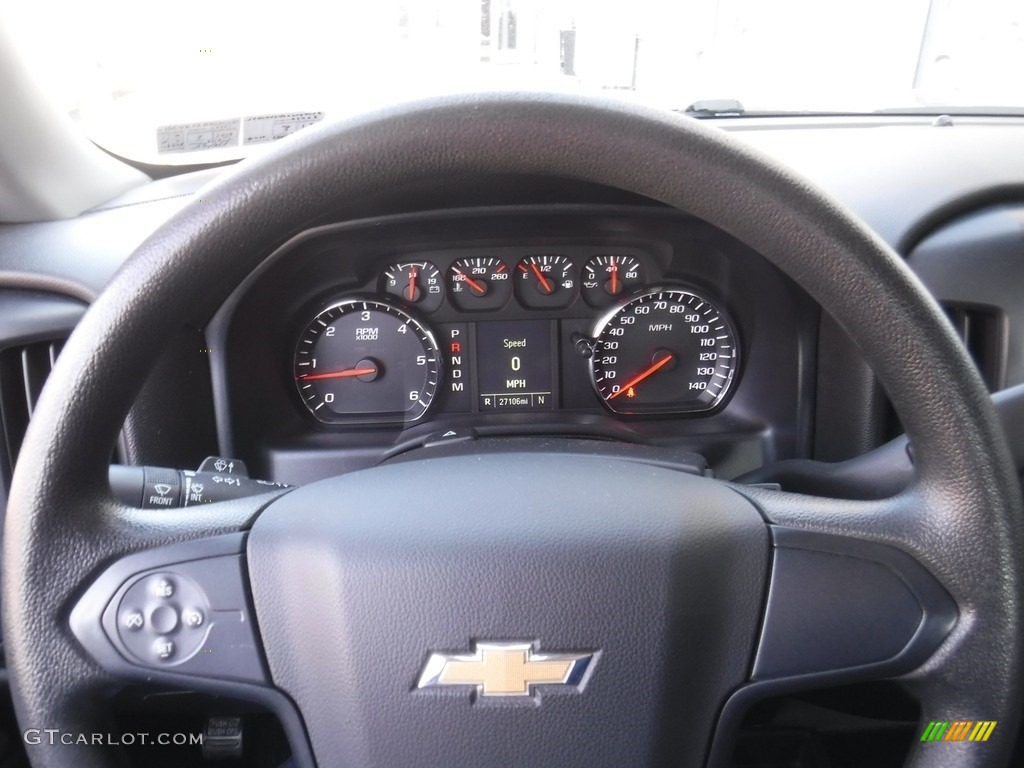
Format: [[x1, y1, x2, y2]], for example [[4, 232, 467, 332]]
[[711, 482, 1023, 766], [70, 532, 265, 685], [71, 487, 292, 682]]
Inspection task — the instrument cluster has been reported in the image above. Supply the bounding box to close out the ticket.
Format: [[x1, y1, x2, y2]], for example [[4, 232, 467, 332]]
[[291, 249, 740, 425]]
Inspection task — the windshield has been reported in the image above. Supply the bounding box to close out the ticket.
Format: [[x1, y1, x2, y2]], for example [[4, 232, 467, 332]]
[[5, 0, 1024, 165]]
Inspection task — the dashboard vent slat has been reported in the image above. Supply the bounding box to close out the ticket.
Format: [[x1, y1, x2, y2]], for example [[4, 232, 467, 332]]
[[943, 303, 1004, 391], [0, 338, 65, 479]]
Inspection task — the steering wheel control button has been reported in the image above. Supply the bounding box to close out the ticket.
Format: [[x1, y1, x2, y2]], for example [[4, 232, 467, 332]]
[[141, 466, 181, 508], [149, 605, 179, 634], [114, 570, 215, 667], [79, 547, 268, 683], [151, 576, 175, 599], [153, 637, 176, 661]]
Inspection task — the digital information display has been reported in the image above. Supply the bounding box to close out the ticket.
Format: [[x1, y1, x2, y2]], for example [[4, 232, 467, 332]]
[[475, 320, 554, 410]]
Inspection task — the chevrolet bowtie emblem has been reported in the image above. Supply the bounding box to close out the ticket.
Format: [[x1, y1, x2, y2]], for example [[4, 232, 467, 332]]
[[417, 642, 598, 699]]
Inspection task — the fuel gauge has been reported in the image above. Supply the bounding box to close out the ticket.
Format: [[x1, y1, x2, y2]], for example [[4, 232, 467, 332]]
[[515, 255, 577, 309]]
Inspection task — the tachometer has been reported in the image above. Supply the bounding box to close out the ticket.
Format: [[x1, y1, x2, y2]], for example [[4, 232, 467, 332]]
[[589, 288, 738, 414], [293, 298, 441, 424]]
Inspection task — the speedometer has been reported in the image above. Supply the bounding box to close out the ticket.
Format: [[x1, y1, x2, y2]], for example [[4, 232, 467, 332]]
[[590, 288, 739, 414]]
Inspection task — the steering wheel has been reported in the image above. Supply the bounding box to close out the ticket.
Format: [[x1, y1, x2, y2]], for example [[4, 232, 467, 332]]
[[5, 93, 1023, 768]]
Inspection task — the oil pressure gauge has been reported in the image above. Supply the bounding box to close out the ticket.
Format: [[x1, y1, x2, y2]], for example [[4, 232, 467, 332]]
[[582, 255, 644, 308]]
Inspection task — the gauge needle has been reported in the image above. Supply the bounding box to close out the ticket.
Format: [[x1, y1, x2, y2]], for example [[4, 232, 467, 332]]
[[406, 266, 419, 301], [455, 269, 487, 295], [530, 263, 554, 294], [607, 353, 674, 400], [296, 365, 378, 382]]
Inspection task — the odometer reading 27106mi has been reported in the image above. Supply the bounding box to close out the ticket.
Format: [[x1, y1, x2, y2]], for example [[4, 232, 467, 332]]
[[590, 288, 739, 415]]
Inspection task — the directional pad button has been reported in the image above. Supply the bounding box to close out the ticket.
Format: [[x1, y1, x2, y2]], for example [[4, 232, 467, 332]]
[[116, 572, 209, 665]]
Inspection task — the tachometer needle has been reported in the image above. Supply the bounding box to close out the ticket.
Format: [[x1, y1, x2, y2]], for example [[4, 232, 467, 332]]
[[454, 269, 487, 296], [296, 365, 378, 382], [607, 353, 674, 400], [530, 263, 554, 294]]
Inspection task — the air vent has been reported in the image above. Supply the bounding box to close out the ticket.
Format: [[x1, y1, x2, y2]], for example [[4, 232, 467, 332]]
[[0, 338, 65, 480], [943, 303, 1004, 391]]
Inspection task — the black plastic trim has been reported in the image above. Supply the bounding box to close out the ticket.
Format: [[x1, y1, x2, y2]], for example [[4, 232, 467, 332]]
[[0, 289, 85, 346]]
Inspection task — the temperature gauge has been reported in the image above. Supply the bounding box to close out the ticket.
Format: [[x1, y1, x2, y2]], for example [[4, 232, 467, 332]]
[[447, 257, 511, 311]]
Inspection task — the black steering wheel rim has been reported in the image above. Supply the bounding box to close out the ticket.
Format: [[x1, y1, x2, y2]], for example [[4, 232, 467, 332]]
[[5, 92, 1023, 767]]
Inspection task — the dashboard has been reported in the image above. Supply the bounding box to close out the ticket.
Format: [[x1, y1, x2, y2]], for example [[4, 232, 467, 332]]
[[3, 112, 1024, 768], [1, 116, 1023, 495], [208, 207, 818, 486]]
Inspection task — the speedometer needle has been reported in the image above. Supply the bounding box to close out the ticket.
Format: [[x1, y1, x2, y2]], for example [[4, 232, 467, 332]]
[[607, 353, 674, 400], [296, 365, 378, 382]]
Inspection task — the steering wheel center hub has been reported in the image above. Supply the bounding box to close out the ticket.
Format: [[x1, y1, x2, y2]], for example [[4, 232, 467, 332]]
[[247, 453, 768, 768]]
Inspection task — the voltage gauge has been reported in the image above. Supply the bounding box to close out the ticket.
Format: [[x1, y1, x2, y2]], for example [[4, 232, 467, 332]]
[[380, 261, 443, 313]]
